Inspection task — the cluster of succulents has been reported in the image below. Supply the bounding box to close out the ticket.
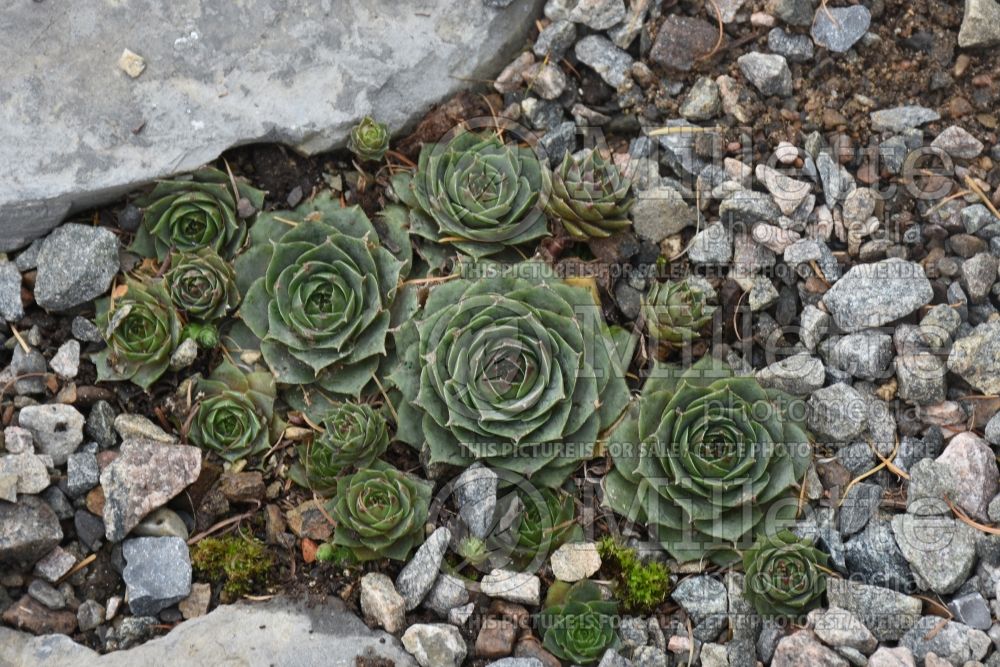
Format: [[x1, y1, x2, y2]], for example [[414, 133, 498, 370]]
[[326, 462, 433, 562], [388, 131, 550, 265], [537, 580, 620, 665], [542, 149, 633, 240], [602, 356, 812, 565], [234, 195, 410, 408], [347, 116, 390, 162], [289, 402, 390, 496], [180, 361, 279, 462], [642, 279, 716, 353], [390, 260, 631, 488], [742, 530, 828, 618]]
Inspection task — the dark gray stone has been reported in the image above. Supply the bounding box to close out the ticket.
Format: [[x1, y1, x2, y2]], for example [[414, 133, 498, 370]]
[[70, 316, 103, 343], [66, 452, 99, 498], [533, 20, 576, 59], [9, 346, 47, 395], [737, 52, 792, 97], [838, 482, 882, 536], [843, 513, 914, 590], [453, 463, 497, 540], [86, 401, 118, 450], [768, 0, 814, 26], [0, 495, 63, 567], [0, 261, 23, 322], [122, 536, 192, 616], [949, 593, 992, 630], [755, 353, 825, 397], [33, 224, 119, 312], [767, 28, 814, 62]]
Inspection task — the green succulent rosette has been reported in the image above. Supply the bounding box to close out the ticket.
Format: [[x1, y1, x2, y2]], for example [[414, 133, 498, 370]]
[[234, 194, 410, 405], [390, 261, 631, 488], [602, 357, 812, 565], [642, 279, 716, 351], [130, 167, 265, 260], [92, 278, 182, 390], [165, 248, 240, 322], [386, 131, 549, 265], [538, 580, 619, 665], [327, 462, 433, 562], [542, 149, 633, 240], [491, 488, 583, 569], [187, 360, 279, 462], [288, 402, 390, 496], [347, 116, 390, 162], [742, 530, 828, 618]]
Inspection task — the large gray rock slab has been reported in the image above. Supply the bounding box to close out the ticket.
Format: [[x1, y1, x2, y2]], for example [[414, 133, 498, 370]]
[[0, 596, 417, 667], [0, 0, 543, 251]]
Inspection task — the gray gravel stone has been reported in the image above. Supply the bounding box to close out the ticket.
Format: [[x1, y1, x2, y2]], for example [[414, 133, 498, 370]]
[[767, 28, 814, 62], [401, 623, 467, 667], [900, 616, 991, 665], [829, 332, 893, 381], [396, 527, 451, 611], [34, 224, 119, 312], [86, 400, 117, 449], [807, 383, 867, 444], [14, 239, 43, 271], [574, 35, 634, 88], [9, 345, 47, 395], [810, 5, 870, 52], [630, 186, 696, 242], [737, 52, 793, 97], [986, 411, 1000, 446], [77, 599, 105, 632], [896, 350, 947, 405], [932, 125, 985, 159], [870, 106, 941, 132], [422, 573, 469, 617], [892, 514, 976, 594], [768, 0, 814, 26], [755, 353, 825, 397], [66, 451, 99, 497], [720, 190, 783, 225], [825, 578, 922, 641], [49, 340, 80, 380], [122, 536, 192, 616], [800, 305, 831, 352], [672, 575, 727, 631], [772, 631, 848, 667], [17, 404, 85, 466], [113, 413, 176, 444], [453, 463, 497, 540], [811, 607, 877, 654], [838, 481, 882, 536], [0, 495, 63, 567], [906, 458, 956, 515], [844, 513, 914, 590], [958, 0, 1000, 47], [689, 222, 733, 265], [3, 426, 33, 454], [27, 579, 65, 610], [479, 569, 540, 605], [936, 431, 1000, 522], [0, 1, 543, 253], [70, 316, 103, 343], [533, 20, 576, 58], [360, 572, 407, 633], [33, 546, 76, 583], [679, 77, 721, 121], [568, 0, 626, 30], [821, 258, 932, 332], [0, 453, 50, 495], [949, 592, 992, 630], [961, 252, 998, 303], [948, 320, 1000, 394], [0, 261, 23, 322]]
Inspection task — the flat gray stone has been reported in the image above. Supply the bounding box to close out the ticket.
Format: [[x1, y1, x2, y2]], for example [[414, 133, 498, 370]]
[[821, 258, 932, 332], [0, 0, 543, 251], [0, 261, 24, 322], [891, 514, 976, 595], [825, 578, 922, 642], [0, 495, 63, 567], [810, 5, 871, 53], [629, 186, 695, 242], [396, 527, 451, 611], [755, 353, 825, 397], [401, 623, 467, 667], [34, 224, 119, 312], [870, 106, 941, 133], [958, 0, 1000, 47], [0, 596, 417, 666], [122, 536, 192, 616]]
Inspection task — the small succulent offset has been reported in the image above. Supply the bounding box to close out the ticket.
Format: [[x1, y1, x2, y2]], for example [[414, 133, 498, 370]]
[[234, 194, 409, 401], [602, 357, 812, 565], [742, 530, 828, 618], [537, 580, 619, 665], [327, 462, 433, 562], [642, 279, 716, 351], [93, 278, 182, 390], [390, 261, 631, 488], [130, 167, 265, 261], [493, 488, 583, 569], [542, 149, 633, 240], [165, 248, 240, 322], [347, 116, 390, 162], [387, 131, 549, 263], [288, 402, 390, 496], [185, 361, 278, 462]]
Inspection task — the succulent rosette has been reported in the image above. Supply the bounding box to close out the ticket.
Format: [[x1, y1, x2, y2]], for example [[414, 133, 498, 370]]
[[234, 194, 410, 402], [186, 361, 278, 462], [288, 402, 390, 496], [602, 357, 812, 565], [92, 278, 182, 389], [390, 261, 631, 488], [388, 131, 549, 263], [130, 167, 264, 260], [347, 116, 390, 162], [742, 530, 828, 618], [538, 580, 619, 665], [165, 248, 240, 322], [642, 279, 716, 351], [542, 149, 633, 240], [491, 488, 583, 569], [327, 462, 433, 561]]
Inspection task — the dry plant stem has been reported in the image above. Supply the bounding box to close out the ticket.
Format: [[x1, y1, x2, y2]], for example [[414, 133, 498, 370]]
[[187, 502, 261, 546]]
